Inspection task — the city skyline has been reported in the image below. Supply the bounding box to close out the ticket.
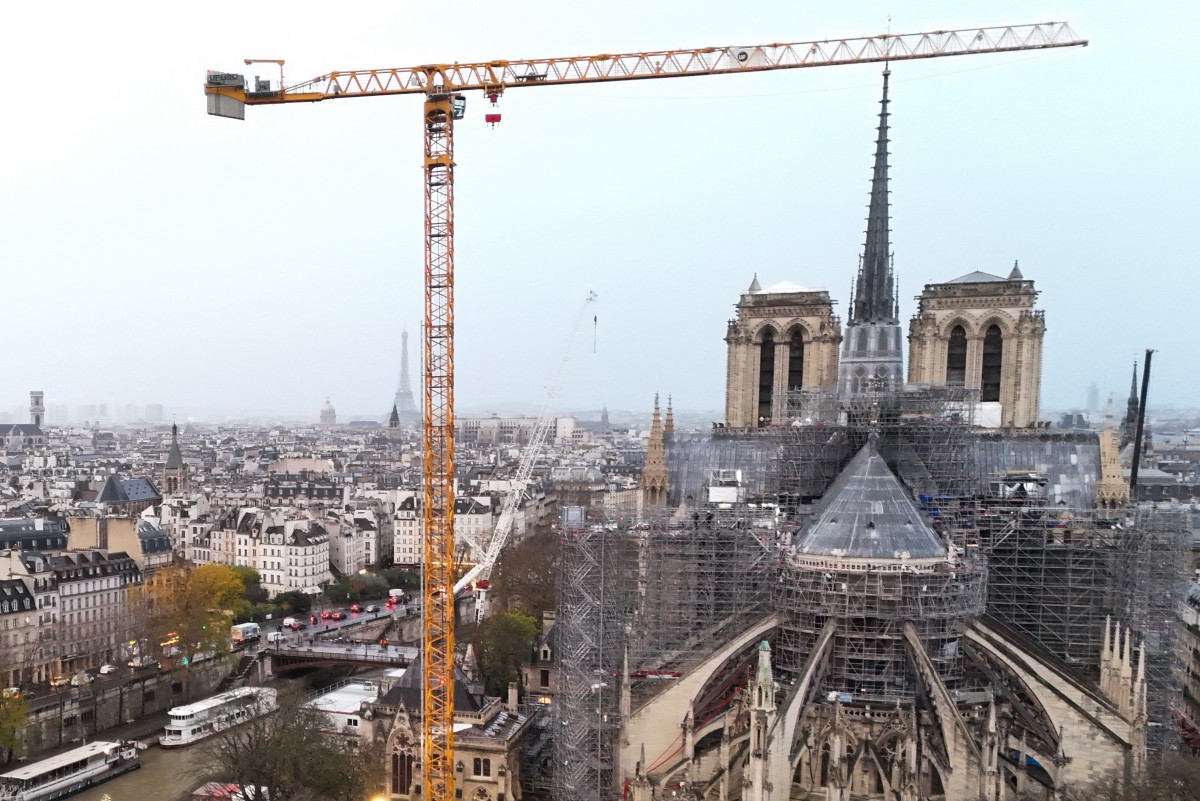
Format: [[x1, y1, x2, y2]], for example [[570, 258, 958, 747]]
[[2, 2, 1194, 418]]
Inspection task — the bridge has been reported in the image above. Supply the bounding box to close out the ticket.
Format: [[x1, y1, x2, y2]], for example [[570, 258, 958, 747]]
[[265, 641, 417, 671]]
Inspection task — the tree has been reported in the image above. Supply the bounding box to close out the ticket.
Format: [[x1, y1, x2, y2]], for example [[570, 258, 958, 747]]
[[0, 695, 26, 765], [273, 591, 313, 616], [231, 565, 269, 606], [142, 563, 246, 691], [488, 521, 559, 615], [476, 610, 539, 697], [191, 689, 385, 801]]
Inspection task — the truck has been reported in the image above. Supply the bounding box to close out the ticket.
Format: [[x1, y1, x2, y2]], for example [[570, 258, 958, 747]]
[[230, 622, 261, 648]]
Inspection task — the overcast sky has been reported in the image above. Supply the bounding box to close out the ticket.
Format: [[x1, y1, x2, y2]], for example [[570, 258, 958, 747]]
[[1, 2, 1194, 422]]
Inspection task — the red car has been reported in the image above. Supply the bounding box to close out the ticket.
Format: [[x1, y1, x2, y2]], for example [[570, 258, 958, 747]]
[[349, 604, 361, 613], [320, 610, 333, 619]]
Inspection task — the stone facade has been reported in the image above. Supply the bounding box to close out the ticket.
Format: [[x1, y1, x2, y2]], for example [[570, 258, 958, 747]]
[[907, 266, 1045, 428], [724, 279, 841, 428]]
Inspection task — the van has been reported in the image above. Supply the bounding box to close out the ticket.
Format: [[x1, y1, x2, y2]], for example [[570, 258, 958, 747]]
[[281, 617, 299, 628], [70, 672, 93, 687], [266, 631, 285, 644]]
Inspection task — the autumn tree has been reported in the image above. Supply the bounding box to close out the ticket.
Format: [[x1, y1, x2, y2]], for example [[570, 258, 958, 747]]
[[142, 563, 246, 691], [488, 521, 559, 615], [476, 609, 539, 697], [191, 689, 385, 801]]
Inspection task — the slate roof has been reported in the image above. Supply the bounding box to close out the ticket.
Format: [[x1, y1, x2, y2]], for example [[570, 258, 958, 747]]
[[795, 440, 946, 560], [97, 474, 161, 504], [379, 661, 486, 714]]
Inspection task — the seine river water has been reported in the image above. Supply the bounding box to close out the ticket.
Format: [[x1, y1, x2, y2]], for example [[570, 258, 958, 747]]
[[72, 742, 205, 801]]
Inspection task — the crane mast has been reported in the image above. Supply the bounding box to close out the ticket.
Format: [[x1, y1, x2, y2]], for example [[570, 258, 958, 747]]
[[203, 22, 1086, 801]]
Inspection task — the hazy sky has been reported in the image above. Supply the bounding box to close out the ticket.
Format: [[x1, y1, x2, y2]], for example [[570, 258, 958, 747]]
[[2, 2, 1194, 421]]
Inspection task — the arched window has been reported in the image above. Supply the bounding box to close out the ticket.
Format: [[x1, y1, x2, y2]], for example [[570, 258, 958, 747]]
[[393, 733, 417, 791], [757, 329, 775, 424], [981, 325, 1003, 402], [946, 325, 967, 385], [787, 330, 805, 391]]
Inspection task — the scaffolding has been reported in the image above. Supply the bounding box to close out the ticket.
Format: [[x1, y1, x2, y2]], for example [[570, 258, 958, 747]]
[[774, 387, 978, 509], [1116, 505, 1190, 754], [774, 549, 986, 698], [550, 507, 774, 801]]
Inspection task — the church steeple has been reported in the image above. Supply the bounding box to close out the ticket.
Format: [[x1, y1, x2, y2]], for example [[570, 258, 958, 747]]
[[640, 393, 668, 510], [664, 395, 674, 445], [852, 68, 897, 325], [163, 422, 187, 494]]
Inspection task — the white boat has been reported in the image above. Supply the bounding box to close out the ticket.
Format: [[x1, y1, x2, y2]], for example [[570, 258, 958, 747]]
[[0, 740, 141, 801], [160, 687, 279, 748]]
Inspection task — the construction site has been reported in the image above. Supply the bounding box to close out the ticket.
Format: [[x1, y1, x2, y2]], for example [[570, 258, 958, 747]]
[[551, 383, 1190, 800]]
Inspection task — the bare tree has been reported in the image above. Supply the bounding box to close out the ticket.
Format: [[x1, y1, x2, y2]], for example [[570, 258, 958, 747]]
[[189, 688, 385, 801]]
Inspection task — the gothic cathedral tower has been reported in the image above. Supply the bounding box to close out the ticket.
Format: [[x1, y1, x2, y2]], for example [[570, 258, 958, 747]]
[[907, 261, 1045, 427], [837, 69, 905, 396], [724, 278, 841, 428]]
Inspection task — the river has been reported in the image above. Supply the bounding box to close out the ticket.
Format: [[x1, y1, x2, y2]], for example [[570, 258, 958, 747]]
[[72, 742, 206, 801]]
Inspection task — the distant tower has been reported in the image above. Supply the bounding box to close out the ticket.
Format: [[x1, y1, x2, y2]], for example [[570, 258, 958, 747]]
[[388, 403, 400, 429], [599, 405, 611, 432], [29, 391, 44, 428], [163, 422, 188, 494], [640, 393, 668, 510], [1087, 383, 1100, 413], [1120, 362, 1139, 448], [394, 329, 420, 426], [320, 398, 337, 426], [837, 69, 904, 396]]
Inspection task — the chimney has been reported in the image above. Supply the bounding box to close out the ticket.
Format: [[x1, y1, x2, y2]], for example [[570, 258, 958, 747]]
[[506, 681, 519, 713]]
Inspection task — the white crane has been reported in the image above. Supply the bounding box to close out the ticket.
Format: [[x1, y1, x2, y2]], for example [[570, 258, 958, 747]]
[[454, 290, 598, 615]]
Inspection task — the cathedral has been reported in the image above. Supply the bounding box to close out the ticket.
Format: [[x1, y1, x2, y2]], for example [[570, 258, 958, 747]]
[[724, 70, 1044, 430], [547, 70, 1188, 801]]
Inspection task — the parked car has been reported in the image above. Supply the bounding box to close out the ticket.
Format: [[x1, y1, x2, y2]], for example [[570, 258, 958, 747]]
[[98, 664, 118, 675]]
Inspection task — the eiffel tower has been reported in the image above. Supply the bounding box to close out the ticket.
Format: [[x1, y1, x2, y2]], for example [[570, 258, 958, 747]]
[[393, 329, 421, 426]]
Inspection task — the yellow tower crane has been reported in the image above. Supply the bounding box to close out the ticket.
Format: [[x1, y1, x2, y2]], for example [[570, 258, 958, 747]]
[[204, 21, 1085, 801]]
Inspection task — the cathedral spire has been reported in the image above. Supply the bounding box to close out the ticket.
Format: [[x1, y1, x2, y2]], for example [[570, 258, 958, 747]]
[[852, 69, 897, 325], [664, 395, 674, 444]]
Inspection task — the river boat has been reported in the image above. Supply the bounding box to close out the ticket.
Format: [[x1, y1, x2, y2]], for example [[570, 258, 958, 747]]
[[0, 740, 141, 801], [159, 687, 278, 748]]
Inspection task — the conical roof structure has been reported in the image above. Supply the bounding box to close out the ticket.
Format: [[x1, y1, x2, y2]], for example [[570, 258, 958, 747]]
[[795, 439, 945, 560]]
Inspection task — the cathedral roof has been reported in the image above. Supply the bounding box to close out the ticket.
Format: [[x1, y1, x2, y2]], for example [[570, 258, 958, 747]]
[[795, 439, 946, 560], [944, 270, 1008, 284], [753, 280, 819, 294]]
